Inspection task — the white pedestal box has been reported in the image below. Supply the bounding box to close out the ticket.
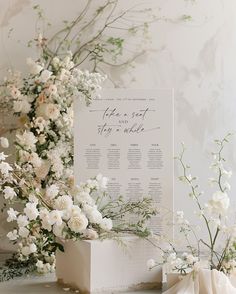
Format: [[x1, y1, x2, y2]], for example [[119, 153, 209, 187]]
[[56, 237, 162, 293]]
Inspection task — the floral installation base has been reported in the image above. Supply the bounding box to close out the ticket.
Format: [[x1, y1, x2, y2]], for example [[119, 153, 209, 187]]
[[56, 236, 162, 293]]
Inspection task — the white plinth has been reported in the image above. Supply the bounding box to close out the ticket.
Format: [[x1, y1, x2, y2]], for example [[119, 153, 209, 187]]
[[56, 237, 162, 293]]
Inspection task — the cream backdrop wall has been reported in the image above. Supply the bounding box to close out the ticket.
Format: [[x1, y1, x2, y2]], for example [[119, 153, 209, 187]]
[[0, 0, 236, 251]]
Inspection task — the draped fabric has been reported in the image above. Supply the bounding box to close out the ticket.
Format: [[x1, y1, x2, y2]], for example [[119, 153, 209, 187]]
[[163, 269, 236, 294]]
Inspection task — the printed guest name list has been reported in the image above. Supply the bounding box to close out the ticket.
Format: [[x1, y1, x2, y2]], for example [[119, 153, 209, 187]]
[[75, 89, 174, 234]]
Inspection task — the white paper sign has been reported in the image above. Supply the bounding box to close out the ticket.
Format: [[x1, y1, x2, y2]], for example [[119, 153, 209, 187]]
[[74, 89, 173, 234]]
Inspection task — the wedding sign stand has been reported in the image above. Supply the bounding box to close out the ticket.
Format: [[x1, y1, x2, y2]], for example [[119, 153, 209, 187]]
[[56, 89, 174, 292]]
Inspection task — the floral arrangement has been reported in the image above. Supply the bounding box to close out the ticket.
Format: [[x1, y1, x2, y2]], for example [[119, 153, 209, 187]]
[[0, 20, 157, 280], [147, 134, 236, 276]]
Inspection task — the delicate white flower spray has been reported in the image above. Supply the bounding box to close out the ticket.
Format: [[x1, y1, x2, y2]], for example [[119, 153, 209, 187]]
[[148, 134, 236, 276]]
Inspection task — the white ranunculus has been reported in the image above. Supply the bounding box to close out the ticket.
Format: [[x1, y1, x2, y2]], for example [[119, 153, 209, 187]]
[[26, 58, 43, 75], [53, 222, 66, 238], [40, 70, 52, 83], [7, 208, 19, 222], [45, 184, 59, 199], [7, 230, 18, 241], [99, 217, 113, 231], [75, 191, 94, 205], [49, 210, 63, 226], [68, 214, 88, 233], [0, 137, 9, 148], [54, 195, 73, 211], [70, 205, 81, 217], [208, 191, 230, 215], [24, 203, 39, 220], [3, 186, 17, 200], [85, 206, 102, 224], [18, 227, 30, 238], [17, 215, 29, 227]]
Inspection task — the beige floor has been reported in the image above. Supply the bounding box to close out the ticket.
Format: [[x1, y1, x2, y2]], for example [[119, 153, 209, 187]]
[[0, 273, 162, 294]]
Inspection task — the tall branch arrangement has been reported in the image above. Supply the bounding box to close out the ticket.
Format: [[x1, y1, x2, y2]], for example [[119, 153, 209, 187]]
[[0, 1, 160, 280]]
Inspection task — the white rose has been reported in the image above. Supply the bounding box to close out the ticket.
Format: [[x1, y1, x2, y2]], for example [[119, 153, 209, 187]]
[[53, 223, 66, 238], [0, 137, 9, 148], [85, 206, 102, 224], [54, 195, 73, 211], [45, 184, 59, 199], [68, 214, 88, 233], [49, 210, 63, 226]]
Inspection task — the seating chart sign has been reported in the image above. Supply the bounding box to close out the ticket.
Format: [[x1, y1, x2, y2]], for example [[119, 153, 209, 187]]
[[74, 89, 174, 234]]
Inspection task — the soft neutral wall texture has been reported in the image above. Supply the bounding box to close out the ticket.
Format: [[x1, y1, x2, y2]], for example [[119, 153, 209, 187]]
[[0, 0, 236, 251]]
